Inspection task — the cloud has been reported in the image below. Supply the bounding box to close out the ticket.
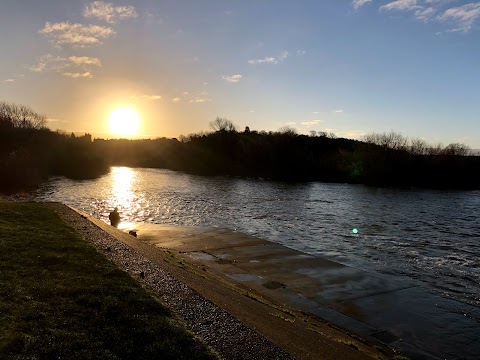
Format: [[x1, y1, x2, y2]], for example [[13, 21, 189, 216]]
[[248, 57, 276, 64], [301, 120, 322, 127], [188, 92, 212, 103], [39, 22, 115, 47], [340, 130, 368, 139], [63, 72, 93, 78], [84, 1, 137, 23], [425, 0, 456, 4], [296, 50, 307, 56], [1, 79, 16, 84], [189, 97, 212, 103], [334, 109, 345, 113], [380, 0, 421, 12], [354, 0, 480, 33], [438, 3, 480, 32], [68, 56, 102, 66], [222, 74, 242, 83], [30, 54, 68, 72], [172, 97, 181, 103], [415, 7, 435, 22], [30, 54, 101, 78], [130, 94, 162, 101], [248, 51, 289, 65], [352, 0, 373, 10]]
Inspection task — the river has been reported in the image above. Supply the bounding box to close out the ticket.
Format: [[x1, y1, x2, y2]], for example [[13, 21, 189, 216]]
[[34, 166, 480, 308]]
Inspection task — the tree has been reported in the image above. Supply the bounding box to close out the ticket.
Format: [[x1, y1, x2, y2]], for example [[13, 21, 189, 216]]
[[442, 143, 471, 156], [363, 131, 407, 151], [278, 126, 297, 136], [0, 101, 47, 130], [409, 138, 429, 155], [209, 117, 237, 132]]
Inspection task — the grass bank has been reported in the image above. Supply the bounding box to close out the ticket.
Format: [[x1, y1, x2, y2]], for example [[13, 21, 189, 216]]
[[0, 200, 215, 359]]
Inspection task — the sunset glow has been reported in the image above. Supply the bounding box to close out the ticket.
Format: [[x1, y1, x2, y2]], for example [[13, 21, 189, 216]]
[[108, 107, 140, 137], [2, 2, 480, 147]]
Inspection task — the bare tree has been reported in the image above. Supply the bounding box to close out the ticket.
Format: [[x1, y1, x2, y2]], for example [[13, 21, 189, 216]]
[[209, 117, 237, 132], [427, 143, 444, 156], [278, 126, 297, 136], [327, 132, 337, 139], [442, 143, 471, 156], [409, 138, 429, 155], [0, 101, 47, 130], [364, 131, 408, 151]]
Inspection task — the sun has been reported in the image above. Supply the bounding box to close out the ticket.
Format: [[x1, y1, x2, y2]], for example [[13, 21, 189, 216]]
[[108, 107, 140, 137]]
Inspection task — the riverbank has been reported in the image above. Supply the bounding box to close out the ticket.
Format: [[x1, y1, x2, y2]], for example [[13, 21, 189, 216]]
[[64, 203, 480, 359], [0, 198, 398, 359], [54, 202, 400, 360], [0, 200, 214, 359]]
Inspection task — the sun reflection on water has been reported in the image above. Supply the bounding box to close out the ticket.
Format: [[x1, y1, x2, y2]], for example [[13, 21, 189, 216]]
[[108, 167, 139, 228]]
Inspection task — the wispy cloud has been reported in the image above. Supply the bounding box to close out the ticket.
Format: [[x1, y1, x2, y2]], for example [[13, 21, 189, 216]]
[[1, 79, 16, 84], [301, 120, 322, 127], [248, 51, 289, 65], [63, 72, 93, 78], [438, 3, 480, 32], [130, 94, 162, 101], [334, 109, 345, 113], [84, 1, 137, 24], [30, 54, 67, 72], [39, 22, 115, 47], [415, 7, 436, 22], [355, 0, 480, 33], [189, 97, 212, 103], [68, 56, 102, 66], [222, 74, 242, 83], [380, 0, 421, 12], [30, 54, 101, 78], [172, 97, 181, 103], [248, 56, 276, 65], [337, 129, 368, 139], [352, 0, 373, 10], [296, 50, 307, 56]]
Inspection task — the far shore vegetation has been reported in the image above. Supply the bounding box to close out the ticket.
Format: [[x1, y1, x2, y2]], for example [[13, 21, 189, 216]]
[[1, 100, 479, 194], [0, 200, 215, 359]]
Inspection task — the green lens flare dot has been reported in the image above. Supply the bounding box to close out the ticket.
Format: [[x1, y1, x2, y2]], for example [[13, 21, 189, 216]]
[[352, 228, 358, 234]]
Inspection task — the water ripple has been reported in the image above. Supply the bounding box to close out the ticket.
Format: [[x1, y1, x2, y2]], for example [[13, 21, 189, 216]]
[[35, 167, 480, 307]]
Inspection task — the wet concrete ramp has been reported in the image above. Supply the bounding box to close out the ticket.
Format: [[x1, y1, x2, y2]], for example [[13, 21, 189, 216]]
[[135, 223, 480, 360]]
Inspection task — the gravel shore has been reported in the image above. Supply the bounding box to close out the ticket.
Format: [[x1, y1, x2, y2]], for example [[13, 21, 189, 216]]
[[47, 202, 293, 360]]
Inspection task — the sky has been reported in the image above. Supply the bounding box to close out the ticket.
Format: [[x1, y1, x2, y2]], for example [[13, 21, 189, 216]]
[[1, 0, 480, 147]]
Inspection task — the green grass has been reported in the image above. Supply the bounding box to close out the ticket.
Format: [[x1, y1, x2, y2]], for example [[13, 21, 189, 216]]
[[0, 200, 215, 359]]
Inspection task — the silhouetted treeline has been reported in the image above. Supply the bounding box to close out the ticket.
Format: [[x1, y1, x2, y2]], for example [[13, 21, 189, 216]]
[[0, 101, 108, 193], [92, 120, 480, 189], [2, 103, 479, 193]]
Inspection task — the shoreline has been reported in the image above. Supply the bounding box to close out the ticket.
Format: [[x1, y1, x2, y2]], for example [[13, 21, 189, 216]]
[[51, 202, 397, 360]]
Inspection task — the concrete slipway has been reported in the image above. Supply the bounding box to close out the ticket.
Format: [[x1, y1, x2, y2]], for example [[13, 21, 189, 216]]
[[131, 223, 480, 360]]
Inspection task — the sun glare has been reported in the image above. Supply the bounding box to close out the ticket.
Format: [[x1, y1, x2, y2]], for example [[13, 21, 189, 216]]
[[108, 107, 140, 137]]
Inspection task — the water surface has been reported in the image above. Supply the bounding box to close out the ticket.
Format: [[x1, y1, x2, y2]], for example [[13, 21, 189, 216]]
[[35, 167, 480, 308]]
